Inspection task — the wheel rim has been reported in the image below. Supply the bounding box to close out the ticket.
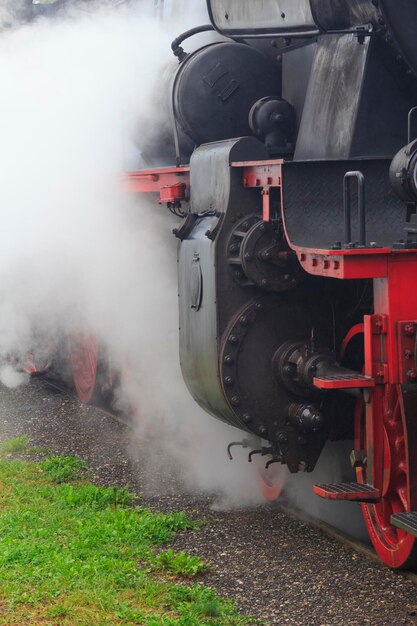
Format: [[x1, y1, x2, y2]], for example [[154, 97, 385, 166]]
[[67, 334, 98, 404], [355, 384, 417, 568]]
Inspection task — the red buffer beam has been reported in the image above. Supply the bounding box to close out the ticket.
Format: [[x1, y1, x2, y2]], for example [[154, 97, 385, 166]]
[[123, 167, 190, 205]]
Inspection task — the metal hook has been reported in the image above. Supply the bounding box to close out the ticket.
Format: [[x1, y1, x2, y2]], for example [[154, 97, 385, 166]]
[[227, 439, 251, 460], [265, 458, 281, 470], [248, 446, 274, 463], [248, 449, 263, 463]]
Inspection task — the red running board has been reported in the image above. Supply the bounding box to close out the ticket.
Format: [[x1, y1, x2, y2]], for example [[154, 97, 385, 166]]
[[313, 482, 381, 502]]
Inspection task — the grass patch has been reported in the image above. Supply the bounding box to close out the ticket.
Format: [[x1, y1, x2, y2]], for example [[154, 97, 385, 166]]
[[0, 435, 47, 458], [0, 435, 30, 456], [40, 454, 88, 483], [149, 549, 208, 578], [0, 456, 259, 625]]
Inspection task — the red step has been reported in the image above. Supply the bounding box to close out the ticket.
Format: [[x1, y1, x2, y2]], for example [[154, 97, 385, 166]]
[[313, 482, 381, 502], [313, 373, 374, 390]]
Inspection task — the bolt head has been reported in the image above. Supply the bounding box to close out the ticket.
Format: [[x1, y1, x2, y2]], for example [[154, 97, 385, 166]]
[[282, 363, 296, 378], [407, 369, 417, 382], [405, 323, 416, 336]]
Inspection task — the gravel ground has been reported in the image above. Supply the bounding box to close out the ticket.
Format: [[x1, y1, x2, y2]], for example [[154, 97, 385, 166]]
[[1, 378, 417, 626]]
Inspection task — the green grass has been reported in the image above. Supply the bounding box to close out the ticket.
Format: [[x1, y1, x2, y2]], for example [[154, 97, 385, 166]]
[[0, 434, 31, 456], [0, 441, 259, 625], [149, 548, 208, 577], [0, 434, 47, 458], [40, 454, 88, 483]]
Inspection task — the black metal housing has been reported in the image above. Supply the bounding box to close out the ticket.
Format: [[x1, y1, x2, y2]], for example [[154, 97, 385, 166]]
[[172, 42, 281, 160]]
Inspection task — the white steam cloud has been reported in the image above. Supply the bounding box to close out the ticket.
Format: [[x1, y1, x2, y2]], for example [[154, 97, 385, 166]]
[[0, 2, 367, 534], [0, 2, 269, 507]]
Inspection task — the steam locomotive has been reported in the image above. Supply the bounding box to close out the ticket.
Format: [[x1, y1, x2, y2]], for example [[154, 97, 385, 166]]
[[123, 0, 417, 570], [17, 0, 417, 569]]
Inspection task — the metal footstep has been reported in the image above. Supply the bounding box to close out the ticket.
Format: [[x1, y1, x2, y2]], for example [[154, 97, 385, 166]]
[[391, 512, 417, 537], [313, 372, 375, 390], [313, 482, 381, 502]]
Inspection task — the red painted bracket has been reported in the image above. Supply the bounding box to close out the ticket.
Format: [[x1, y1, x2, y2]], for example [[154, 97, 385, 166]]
[[296, 249, 390, 280], [159, 182, 187, 205], [231, 160, 282, 223]]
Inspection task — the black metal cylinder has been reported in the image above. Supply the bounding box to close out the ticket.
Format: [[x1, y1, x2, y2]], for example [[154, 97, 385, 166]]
[[172, 42, 281, 150]]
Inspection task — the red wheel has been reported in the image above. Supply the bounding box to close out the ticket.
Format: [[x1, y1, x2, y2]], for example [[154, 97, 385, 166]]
[[67, 333, 98, 404], [257, 464, 286, 502], [355, 384, 417, 568]]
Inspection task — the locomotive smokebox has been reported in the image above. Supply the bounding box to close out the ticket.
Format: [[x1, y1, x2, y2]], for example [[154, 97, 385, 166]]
[[172, 42, 281, 161]]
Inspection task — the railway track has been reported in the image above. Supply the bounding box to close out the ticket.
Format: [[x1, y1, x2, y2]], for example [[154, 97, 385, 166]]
[[277, 504, 417, 586]]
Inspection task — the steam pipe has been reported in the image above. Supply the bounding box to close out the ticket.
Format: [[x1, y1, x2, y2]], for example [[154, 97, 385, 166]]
[[171, 24, 215, 62]]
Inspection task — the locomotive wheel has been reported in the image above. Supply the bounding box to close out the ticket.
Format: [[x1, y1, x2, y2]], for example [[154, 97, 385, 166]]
[[67, 333, 98, 404], [355, 384, 417, 569]]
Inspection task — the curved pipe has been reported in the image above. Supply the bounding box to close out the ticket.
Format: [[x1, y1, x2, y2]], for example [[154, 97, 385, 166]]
[[171, 24, 215, 62]]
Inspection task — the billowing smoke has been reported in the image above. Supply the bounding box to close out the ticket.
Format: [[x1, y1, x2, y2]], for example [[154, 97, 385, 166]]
[[0, 1, 268, 507], [0, 1, 369, 536]]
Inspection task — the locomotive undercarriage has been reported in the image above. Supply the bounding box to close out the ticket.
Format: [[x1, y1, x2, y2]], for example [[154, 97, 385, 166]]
[[177, 137, 368, 474], [122, 132, 417, 569]]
